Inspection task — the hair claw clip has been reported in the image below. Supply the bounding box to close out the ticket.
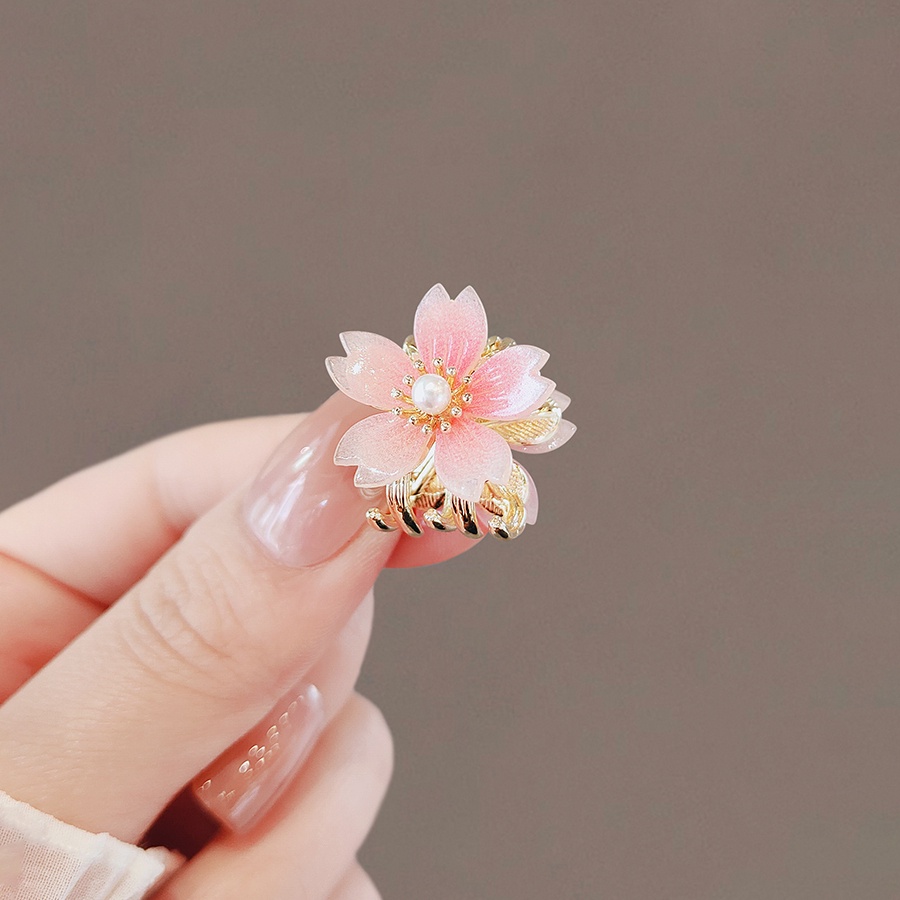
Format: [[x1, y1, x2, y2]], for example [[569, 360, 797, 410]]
[[326, 284, 575, 540]]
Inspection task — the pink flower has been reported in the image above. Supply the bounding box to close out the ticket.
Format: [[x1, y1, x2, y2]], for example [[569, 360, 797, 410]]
[[326, 284, 575, 504]]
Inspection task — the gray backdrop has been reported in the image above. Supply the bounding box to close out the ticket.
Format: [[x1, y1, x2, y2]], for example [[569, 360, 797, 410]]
[[2, 2, 900, 898]]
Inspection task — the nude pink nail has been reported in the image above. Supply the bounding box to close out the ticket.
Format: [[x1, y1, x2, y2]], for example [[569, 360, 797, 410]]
[[193, 683, 325, 833], [244, 392, 373, 567]]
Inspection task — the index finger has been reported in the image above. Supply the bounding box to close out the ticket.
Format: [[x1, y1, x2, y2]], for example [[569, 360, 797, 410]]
[[0, 414, 303, 603]]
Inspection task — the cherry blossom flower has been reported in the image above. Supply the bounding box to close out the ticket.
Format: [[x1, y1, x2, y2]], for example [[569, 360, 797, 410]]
[[326, 284, 575, 504]]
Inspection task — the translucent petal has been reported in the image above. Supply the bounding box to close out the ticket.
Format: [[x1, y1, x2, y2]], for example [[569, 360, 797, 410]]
[[434, 418, 512, 503], [413, 284, 488, 377], [516, 419, 577, 454], [467, 345, 556, 421], [550, 389, 571, 413], [326, 331, 417, 411], [334, 412, 430, 487]]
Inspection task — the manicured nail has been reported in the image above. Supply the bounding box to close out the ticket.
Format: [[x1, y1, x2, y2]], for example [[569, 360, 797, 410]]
[[244, 392, 373, 567], [193, 683, 326, 833]]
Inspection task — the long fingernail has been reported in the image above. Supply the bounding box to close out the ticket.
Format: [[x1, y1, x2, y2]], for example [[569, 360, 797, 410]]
[[193, 683, 326, 833], [244, 392, 373, 567]]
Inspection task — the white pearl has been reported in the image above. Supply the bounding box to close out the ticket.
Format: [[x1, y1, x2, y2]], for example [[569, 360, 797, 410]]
[[411, 373, 452, 415]]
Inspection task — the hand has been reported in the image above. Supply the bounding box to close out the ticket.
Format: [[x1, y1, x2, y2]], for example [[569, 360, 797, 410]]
[[0, 392, 478, 898]]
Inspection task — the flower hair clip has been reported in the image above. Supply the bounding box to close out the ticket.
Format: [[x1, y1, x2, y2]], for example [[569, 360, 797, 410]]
[[326, 284, 575, 540]]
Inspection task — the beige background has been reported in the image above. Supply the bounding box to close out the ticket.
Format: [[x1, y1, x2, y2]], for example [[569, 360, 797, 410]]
[[2, 2, 900, 897]]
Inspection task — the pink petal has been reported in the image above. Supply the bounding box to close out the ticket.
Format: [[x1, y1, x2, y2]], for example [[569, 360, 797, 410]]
[[467, 345, 556, 421], [413, 284, 488, 377], [517, 419, 577, 455], [434, 417, 512, 503], [550, 389, 571, 413], [334, 412, 430, 487], [326, 331, 418, 411]]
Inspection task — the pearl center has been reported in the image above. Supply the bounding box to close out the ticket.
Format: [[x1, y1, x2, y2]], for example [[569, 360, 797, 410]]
[[411, 373, 452, 415]]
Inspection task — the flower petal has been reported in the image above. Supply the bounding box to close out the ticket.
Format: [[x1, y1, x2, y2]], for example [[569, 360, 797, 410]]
[[434, 417, 512, 503], [467, 345, 556, 421], [550, 389, 571, 413], [326, 332, 417, 411], [334, 412, 430, 487], [516, 418, 576, 454], [413, 284, 488, 377]]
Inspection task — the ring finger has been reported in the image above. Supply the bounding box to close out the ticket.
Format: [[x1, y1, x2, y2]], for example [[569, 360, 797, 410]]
[[156, 693, 393, 900]]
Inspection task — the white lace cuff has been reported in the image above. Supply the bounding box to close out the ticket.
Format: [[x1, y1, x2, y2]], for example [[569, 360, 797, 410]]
[[0, 791, 183, 899]]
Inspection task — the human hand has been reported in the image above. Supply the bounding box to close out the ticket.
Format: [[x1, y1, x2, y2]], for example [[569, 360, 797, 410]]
[[0, 392, 479, 898]]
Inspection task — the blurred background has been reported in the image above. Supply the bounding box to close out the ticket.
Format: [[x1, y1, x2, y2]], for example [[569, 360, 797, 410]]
[[2, 2, 900, 897]]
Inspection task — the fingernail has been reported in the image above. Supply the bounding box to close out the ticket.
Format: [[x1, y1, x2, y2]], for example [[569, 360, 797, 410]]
[[193, 683, 326, 833], [244, 392, 373, 567]]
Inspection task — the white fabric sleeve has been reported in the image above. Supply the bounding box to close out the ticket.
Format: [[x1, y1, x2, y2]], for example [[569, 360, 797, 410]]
[[0, 791, 183, 900]]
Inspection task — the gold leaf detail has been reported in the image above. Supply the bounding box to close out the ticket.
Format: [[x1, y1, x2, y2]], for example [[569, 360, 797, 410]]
[[485, 401, 561, 447], [479, 462, 530, 540]]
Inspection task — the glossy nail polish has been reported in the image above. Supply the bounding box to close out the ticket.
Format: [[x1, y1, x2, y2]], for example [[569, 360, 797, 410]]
[[193, 683, 326, 833], [244, 392, 374, 567]]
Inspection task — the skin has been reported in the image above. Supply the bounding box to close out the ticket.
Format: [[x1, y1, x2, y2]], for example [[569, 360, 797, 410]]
[[0, 410, 481, 898]]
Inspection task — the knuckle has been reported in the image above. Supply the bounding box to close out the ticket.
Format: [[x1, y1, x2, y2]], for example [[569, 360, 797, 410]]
[[345, 865, 382, 900], [345, 589, 375, 645], [352, 694, 395, 788], [115, 536, 274, 698], [357, 870, 382, 900]]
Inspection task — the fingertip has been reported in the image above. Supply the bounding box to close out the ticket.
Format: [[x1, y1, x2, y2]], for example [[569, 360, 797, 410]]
[[386, 528, 484, 568]]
